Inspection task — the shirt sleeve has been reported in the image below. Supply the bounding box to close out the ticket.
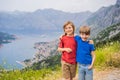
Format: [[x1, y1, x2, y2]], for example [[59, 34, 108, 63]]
[[90, 44, 95, 51], [58, 38, 63, 48], [74, 35, 79, 41]]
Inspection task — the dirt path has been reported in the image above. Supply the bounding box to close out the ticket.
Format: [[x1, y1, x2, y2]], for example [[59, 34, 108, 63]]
[[94, 68, 120, 80], [58, 68, 120, 80]]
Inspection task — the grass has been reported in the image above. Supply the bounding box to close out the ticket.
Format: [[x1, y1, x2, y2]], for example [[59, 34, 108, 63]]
[[95, 41, 120, 68], [0, 65, 61, 80]]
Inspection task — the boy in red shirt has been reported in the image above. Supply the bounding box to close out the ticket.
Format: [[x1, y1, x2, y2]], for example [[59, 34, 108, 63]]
[[58, 21, 77, 80]]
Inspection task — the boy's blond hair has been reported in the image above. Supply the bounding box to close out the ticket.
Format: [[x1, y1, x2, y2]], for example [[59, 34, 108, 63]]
[[79, 26, 90, 35], [63, 21, 75, 35]]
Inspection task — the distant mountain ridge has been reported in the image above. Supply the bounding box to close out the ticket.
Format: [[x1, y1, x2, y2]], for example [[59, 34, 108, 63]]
[[0, 9, 92, 34], [0, 0, 120, 37], [83, 0, 120, 36]]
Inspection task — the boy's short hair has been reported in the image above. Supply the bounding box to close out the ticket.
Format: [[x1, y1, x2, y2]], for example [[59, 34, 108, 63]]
[[79, 26, 90, 35]]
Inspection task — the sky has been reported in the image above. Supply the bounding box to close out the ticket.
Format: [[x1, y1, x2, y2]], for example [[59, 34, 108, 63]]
[[0, 0, 117, 13]]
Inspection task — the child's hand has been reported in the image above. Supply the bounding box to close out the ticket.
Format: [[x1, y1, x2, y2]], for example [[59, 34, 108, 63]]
[[74, 33, 77, 36], [89, 40, 94, 44], [88, 65, 93, 70], [65, 48, 72, 53]]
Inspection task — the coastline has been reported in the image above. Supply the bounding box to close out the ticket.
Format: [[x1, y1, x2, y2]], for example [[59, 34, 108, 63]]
[[0, 44, 3, 48], [16, 61, 27, 67]]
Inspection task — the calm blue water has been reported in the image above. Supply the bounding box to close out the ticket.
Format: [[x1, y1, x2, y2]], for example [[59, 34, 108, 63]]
[[0, 33, 60, 70]]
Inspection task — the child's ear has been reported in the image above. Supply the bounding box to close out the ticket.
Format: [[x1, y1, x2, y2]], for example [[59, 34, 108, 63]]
[[89, 40, 94, 44]]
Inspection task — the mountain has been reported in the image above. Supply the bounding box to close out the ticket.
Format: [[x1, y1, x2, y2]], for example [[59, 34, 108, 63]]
[[0, 9, 92, 34], [82, 0, 120, 37], [0, 0, 120, 37], [93, 22, 120, 46]]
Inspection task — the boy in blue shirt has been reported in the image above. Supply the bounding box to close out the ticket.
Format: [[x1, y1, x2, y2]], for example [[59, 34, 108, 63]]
[[75, 26, 95, 80]]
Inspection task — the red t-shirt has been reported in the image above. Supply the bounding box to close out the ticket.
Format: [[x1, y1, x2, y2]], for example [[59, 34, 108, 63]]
[[59, 35, 77, 64]]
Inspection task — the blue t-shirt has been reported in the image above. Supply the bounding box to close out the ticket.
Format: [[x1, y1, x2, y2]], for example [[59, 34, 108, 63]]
[[75, 35, 95, 64]]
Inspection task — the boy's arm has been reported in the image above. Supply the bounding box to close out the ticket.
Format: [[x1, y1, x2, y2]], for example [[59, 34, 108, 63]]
[[88, 51, 95, 69], [58, 35, 72, 53], [88, 40, 96, 69], [89, 40, 94, 44], [74, 33, 77, 36], [57, 47, 65, 52], [57, 47, 72, 53]]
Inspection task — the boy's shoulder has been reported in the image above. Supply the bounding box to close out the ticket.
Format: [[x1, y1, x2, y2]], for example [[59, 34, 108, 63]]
[[74, 34, 79, 37], [74, 35, 81, 40]]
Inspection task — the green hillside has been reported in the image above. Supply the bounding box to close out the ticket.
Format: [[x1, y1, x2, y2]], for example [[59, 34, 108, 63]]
[[94, 22, 120, 47]]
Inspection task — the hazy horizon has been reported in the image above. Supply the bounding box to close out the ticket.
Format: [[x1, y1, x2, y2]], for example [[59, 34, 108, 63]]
[[0, 0, 117, 13]]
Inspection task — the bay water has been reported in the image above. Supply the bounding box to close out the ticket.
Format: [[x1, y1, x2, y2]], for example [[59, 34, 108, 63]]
[[0, 33, 60, 70]]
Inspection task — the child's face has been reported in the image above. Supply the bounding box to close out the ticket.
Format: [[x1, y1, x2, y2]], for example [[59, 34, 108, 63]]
[[80, 33, 90, 41], [64, 24, 74, 36]]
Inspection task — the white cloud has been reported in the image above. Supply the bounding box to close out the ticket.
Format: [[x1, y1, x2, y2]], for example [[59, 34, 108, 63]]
[[0, 0, 117, 12]]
